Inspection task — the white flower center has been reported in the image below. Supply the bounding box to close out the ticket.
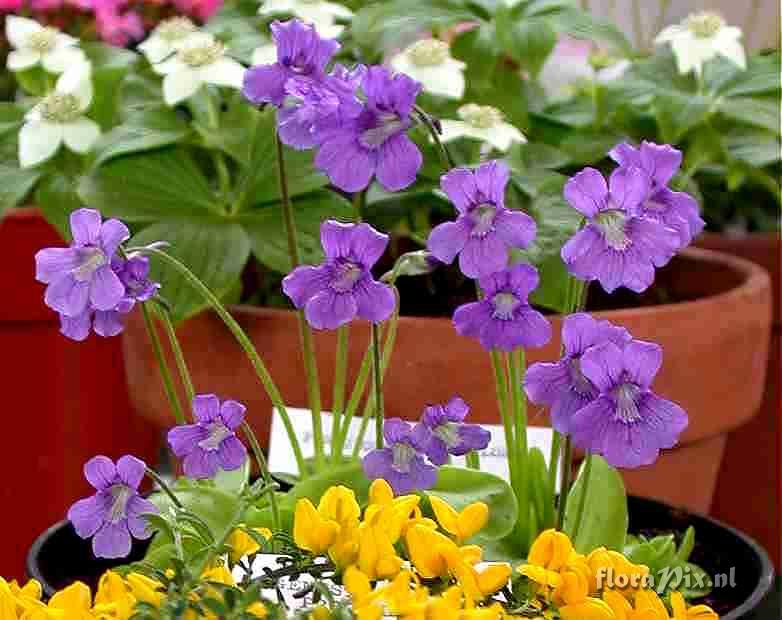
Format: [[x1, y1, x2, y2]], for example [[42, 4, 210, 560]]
[[72, 247, 107, 281], [470, 203, 497, 236], [434, 422, 460, 448], [108, 484, 133, 523], [179, 40, 225, 67], [568, 358, 594, 395], [686, 12, 725, 38], [330, 260, 363, 293], [40, 93, 82, 123], [458, 104, 503, 129], [156, 17, 197, 42], [407, 39, 450, 66], [613, 383, 641, 422], [198, 422, 232, 451], [26, 28, 58, 54], [492, 292, 520, 320], [391, 443, 416, 473], [360, 112, 405, 148], [595, 210, 631, 251]]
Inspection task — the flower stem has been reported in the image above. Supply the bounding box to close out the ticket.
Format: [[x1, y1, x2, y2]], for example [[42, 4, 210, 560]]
[[556, 437, 573, 529], [241, 421, 280, 532], [490, 350, 516, 485], [140, 303, 185, 425], [371, 322, 385, 450], [145, 467, 183, 509], [129, 247, 307, 478], [508, 348, 529, 547], [275, 132, 325, 471], [413, 105, 455, 170], [156, 303, 196, 408], [570, 452, 593, 542], [330, 325, 350, 462], [465, 451, 481, 469]]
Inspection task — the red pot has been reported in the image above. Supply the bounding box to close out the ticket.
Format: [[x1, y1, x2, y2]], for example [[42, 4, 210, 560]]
[[123, 247, 772, 515], [0, 208, 161, 582]]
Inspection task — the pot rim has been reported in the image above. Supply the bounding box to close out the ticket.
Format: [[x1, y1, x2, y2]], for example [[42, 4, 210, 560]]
[[28, 495, 775, 615], [0, 206, 45, 221]]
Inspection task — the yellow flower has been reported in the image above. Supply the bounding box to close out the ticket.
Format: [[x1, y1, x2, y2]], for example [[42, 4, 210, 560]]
[[527, 529, 576, 571], [559, 597, 617, 620], [406, 523, 457, 579], [357, 508, 404, 580], [247, 602, 268, 618], [294, 498, 340, 555], [670, 592, 718, 620], [382, 571, 429, 619], [428, 496, 489, 544], [442, 547, 512, 602], [201, 564, 235, 586], [633, 589, 671, 619], [44, 581, 94, 619], [343, 566, 384, 620], [309, 605, 331, 620], [318, 485, 361, 526], [588, 547, 649, 596], [125, 573, 164, 607], [427, 587, 506, 620], [227, 525, 272, 563], [93, 571, 136, 619]]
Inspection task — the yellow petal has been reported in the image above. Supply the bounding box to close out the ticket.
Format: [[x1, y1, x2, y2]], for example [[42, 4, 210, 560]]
[[368, 479, 394, 505], [318, 485, 361, 526], [343, 566, 373, 602], [126, 573, 164, 607], [633, 589, 669, 619], [518, 564, 564, 590], [603, 590, 632, 620], [476, 563, 512, 597], [457, 502, 489, 542], [560, 597, 616, 620], [405, 524, 454, 579], [48, 581, 92, 611], [202, 565, 235, 586], [528, 529, 574, 571], [429, 496, 460, 537], [294, 498, 340, 555]]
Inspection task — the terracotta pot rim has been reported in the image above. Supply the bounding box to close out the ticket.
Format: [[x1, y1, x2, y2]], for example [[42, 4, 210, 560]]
[[224, 246, 772, 325], [1, 206, 44, 221]]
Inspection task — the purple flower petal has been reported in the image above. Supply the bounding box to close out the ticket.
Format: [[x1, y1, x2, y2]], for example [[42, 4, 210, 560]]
[[638, 141, 682, 187], [84, 456, 117, 491], [283, 265, 331, 308], [550, 389, 593, 435], [622, 340, 662, 389], [514, 308, 552, 348], [493, 209, 536, 250], [362, 447, 394, 480], [315, 132, 375, 193], [440, 167, 479, 214], [320, 220, 354, 259], [570, 395, 614, 454], [68, 494, 110, 538], [607, 166, 649, 214], [70, 209, 102, 246], [383, 418, 412, 444], [93, 310, 125, 337], [608, 142, 638, 168], [217, 436, 247, 471], [116, 455, 146, 489], [636, 393, 688, 449], [579, 342, 624, 392], [45, 277, 90, 317], [126, 496, 158, 539], [425, 436, 449, 466], [192, 394, 221, 423], [349, 222, 389, 267], [375, 133, 422, 192], [453, 424, 491, 455], [167, 424, 208, 457], [564, 168, 608, 218], [99, 219, 130, 256], [453, 301, 492, 339], [60, 311, 92, 341], [92, 521, 132, 559], [183, 447, 219, 479], [445, 397, 469, 422], [89, 265, 125, 312], [525, 361, 570, 407], [220, 400, 247, 430], [277, 105, 318, 150], [506, 262, 540, 300], [354, 278, 395, 324], [35, 248, 80, 284], [458, 235, 508, 279], [403, 455, 438, 493], [243, 63, 289, 106], [428, 219, 470, 265], [473, 160, 510, 208], [598, 416, 660, 469], [304, 290, 358, 330]]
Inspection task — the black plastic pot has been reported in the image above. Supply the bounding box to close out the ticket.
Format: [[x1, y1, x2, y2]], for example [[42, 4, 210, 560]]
[[28, 497, 774, 618]]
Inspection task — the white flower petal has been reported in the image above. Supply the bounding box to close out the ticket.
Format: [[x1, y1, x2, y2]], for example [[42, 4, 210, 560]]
[[251, 44, 277, 66], [163, 68, 201, 106], [153, 57, 186, 76], [715, 32, 746, 69], [411, 63, 465, 99], [485, 123, 526, 151], [19, 120, 63, 168], [56, 64, 93, 110], [138, 37, 174, 64], [199, 58, 246, 90], [258, 0, 295, 14], [439, 120, 472, 143], [62, 117, 101, 154], [6, 16, 42, 50], [596, 59, 631, 84], [322, 1, 353, 18], [7, 50, 41, 71], [54, 32, 78, 48], [654, 24, 685, 45], [42, 47, 87, 74]]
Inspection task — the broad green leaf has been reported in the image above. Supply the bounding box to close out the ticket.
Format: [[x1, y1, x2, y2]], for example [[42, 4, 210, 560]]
[[451, 21, 499, 90], [427, 467, 518, 541], [653, 91, 714, 142], [131, 218, 251, 322], [496, 8, 556, 78], [547, 7, 633, 56], [281, 462, 371, 508], [35, 171, 83, 238], [563, 455, 628, 553], [82, 42, 139, 130], [0, 103, 26, 138], [213, 457, 251, 495], [508, 141, 570, 171], [556, 127, 624, 165], [542, 96, 596, 128], [243, 190, 356, 272], [12, 66, 48, 97], [0, 165, 41, 216], [92, 105, 192, 165], [718, 52, 781, 97], [205, 8, 268, 65], [79, 148, 218, 222], [719, 97, 781, 135], [722, 128, 781, 167]]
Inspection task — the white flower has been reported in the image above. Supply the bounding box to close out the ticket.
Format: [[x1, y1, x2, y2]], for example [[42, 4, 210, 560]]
[[257, 0, 353, 38], [440, 104, 526, 152], [138, 17, 199, 64], [390, 39, 466, 99], [655, 12, 746, 76], [251, 42, 278, 66], [5, 16, 86, 74], [152, 33, 246, 106], [19, 64, 100, 168]]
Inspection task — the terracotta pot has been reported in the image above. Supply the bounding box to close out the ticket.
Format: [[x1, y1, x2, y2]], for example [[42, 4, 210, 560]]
[[123, 247, 772, 514], [697, 232, 781, 569], [0, 208, 161, 582]]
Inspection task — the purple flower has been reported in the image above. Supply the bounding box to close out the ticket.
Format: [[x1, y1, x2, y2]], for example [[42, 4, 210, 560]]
[[282, 220, 395, 330], [428, 161, 536, 279], [167, 394, 248, 479], [243, 19, 340, 108], [453, 263, 551, 352], [57, 256, 160, 342], [67, 455, 157, 559], [420, 397, 491, 466], [314, 66, 423, 192], [362, 418, 437, 495], [560, 166, 681, 293], [569, 339, 688, 468], [35, 208, 129, 318], [609, 141, 704, 248], [524, 313, 631, 434]]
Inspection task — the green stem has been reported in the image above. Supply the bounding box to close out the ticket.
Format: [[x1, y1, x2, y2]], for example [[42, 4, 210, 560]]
[[141, 303, 185, 425], [145, 467, 183, 509], [490, 350, 516, 486], [241, 421, 280, 532], [129, 247, 307, 478], [570, 452, 593, 541], [508, 349, 528, 546], [275, 132, 325, 471], [548, 431, 561, 498], [330, 325, 350, 462], [371, 322, 385, 450], [156, 304, 196, 408], [205, 92, 231, 203], [556, 437, 573, 529], [465, 451, 480, 470], [414, 105, 455, 170]]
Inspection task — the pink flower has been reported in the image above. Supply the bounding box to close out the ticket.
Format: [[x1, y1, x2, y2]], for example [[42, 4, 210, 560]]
[[173, 0, 223, 21], [94, 0, 144, 46], [29, 0, 63, 10], [0, 0, 24, 12]]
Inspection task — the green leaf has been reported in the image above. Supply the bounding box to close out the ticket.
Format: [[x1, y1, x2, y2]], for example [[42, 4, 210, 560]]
[[282, 462, 372, 508], [563, 455, 628, 553], [204, 8, 268, 65], [131, 218, 251, 322], [722, 128, 781, 167], [242, 190, 355, 273], [718, 52, 781, 97], [719, 97, 781, 135], [35, 171, 83, 238], [654, 91, 713, 142], [547, 7, 633, 56], [0, 165, 41, 216], [451, 22, 500, 90], [427, 467, 518, 541], [79, 147, 218, 222], [13, 66, 48, 97], [508, 141, 570, 171], [213, 457, 251, 495], [496, 7, 556, 78], [82, 42, 139, 130], [0, 103, 26, 138], [92, 105, 192, 165]]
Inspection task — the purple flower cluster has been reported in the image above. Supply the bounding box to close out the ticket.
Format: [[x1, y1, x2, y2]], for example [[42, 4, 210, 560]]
[[561, 142, 702, 294], [283, 220, 395, 330], [525, 314, 688, 468], [34, 208, 159, 341], [362, 398, 490, 494], [243, 19, 423, 192]]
